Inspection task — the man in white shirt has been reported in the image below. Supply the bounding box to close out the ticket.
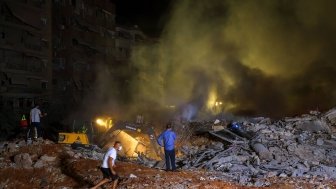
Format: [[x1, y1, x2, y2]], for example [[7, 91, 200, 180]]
[[29, 104, 46, 139], [91, 141, 122, 189]]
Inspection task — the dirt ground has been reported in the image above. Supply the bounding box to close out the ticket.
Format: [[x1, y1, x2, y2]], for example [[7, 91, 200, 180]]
[[0, 142, 335, 189]]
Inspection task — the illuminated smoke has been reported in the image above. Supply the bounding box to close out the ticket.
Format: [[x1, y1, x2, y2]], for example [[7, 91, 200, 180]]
[[129, 0, 336, 118]]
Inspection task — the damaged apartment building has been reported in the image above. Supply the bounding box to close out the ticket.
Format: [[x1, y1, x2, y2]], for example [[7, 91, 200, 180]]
[[0, 0, 148, 119], [0, 0, 52, 114], [115, 25, 146, 62], [52, 0, 147, 115], [52, 0, 116, 115]]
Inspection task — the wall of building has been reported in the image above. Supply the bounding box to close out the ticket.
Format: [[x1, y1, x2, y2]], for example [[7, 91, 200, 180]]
[[115, 25, 146, 61], [51, 0, 117, 120], [0, 0, 149, 124], [0, 0, 52, 114]]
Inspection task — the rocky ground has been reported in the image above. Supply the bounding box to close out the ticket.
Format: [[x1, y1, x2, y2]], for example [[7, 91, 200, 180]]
[[0, 138, 334, 189], [2, 109, 336, 188]]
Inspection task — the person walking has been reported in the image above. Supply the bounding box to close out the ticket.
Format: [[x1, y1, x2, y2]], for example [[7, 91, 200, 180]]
[[28, 104, 46, 139], [157, 123, 177, 171], [91, 141, 122, 189]]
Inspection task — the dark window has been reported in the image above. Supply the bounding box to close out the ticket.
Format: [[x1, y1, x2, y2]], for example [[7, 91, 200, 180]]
[[71, 0, 76, 6], [41, 81, 47, 89], [52, 79, 57, 85], [72, 38, 78, 46], [19, 98, 24, 108], [7, 100, 13, 107], [62, 17, 66, 25], [27, 99, 33, 108]]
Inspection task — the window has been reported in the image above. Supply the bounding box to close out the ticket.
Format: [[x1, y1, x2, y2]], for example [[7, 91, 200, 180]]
[[13, 99, 19, 108], [41, 17, 47, 25], [7, 100, 13, 108], [52, 79, 57, 85], [71, 0, 76, 7], [41, 81, 48, 89], [72, 38, 78, 46], [27, 99, 33, 108], [19, 98, 24, 108]]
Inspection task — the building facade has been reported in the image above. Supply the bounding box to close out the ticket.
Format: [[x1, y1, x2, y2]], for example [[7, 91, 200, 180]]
[[0, 0, 52, 114], [0, 0, 150, 122], [115, 25, 146, 62], [52, 0, 116, 115]]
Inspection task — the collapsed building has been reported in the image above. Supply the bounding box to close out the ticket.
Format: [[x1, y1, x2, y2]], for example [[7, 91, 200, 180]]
[[2, 108, 336, 188], [136, 108, 336, 187]]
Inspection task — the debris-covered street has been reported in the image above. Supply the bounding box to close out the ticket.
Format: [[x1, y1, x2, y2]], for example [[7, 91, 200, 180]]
[[2, 108, 336, 188], [2, 0, 336, 189]]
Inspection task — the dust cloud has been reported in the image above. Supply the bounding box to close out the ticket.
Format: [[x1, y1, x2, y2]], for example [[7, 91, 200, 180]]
[[128, 0, 336, 118]]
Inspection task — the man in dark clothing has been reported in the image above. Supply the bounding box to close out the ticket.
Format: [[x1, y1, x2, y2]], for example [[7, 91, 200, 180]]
[[157, 123, 177, 171]]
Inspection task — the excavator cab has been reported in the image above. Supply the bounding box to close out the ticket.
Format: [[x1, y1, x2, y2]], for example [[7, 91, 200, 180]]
[[98, 121, 164, 160]]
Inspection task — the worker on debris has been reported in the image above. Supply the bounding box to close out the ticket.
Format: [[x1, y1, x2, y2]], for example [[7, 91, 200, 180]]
[[91, 141, 122, 189], [28, 104, 47, 139], [227, 121, 253, 139], [157, 123, 177, 171]]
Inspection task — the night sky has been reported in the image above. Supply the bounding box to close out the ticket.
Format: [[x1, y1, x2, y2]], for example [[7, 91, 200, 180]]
[[115, 0, 171, 37]]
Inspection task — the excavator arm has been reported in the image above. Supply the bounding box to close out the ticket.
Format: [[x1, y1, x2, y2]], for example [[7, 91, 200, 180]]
[[99, 121, 164, 159]]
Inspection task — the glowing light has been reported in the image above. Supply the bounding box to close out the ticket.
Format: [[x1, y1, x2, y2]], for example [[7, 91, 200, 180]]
[[96, 117, 113, 129], [96, 118, 106, 127], [206, 88, 217, 110], [166, 105, 176, 109]]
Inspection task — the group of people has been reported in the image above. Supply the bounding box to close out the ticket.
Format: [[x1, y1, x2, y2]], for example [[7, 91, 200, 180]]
[[92, 123, 177, 189], [26, 105, 177, 189]]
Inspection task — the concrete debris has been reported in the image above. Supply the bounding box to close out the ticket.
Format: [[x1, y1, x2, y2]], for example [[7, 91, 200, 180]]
[[14, 153, 33, 169], [159, 108, 336, 186], [40, 155, 57, 162], [70, 144, 104, 160], [129, 173, 137, 178], [137, 153, 163, 168], [251, 143, 272, 160], [2, 108, 336, 188], [33, 159, 45, 168], [33, 155, 58, 168]]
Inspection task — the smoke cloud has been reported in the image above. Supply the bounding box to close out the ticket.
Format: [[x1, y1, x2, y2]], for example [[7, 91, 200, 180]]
[[128, 0, 336, 118]]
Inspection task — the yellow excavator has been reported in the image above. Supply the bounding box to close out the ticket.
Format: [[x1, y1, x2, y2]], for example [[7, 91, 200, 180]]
[[98, 121, 164, 159], [58, 132, 90, 145], [58, 118, 164, 159]]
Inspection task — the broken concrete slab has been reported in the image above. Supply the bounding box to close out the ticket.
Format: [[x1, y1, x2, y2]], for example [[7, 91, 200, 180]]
[[251, 143, 272, 160], [14, 153, 32, 169], [40, 155, 57, 162]]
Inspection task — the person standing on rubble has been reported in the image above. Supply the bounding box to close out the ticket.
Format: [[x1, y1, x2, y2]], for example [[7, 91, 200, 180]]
[[28, 104, 47, 139], [91, 141, 122, 189], [157, 123, 177, 171]]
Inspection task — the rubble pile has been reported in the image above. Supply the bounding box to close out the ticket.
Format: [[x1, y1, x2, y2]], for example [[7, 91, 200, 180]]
[[1, 109, 336, 188], [66, 143, 104, 160], [177, 109, 336, 186], [0, 137, 251, 188], [0, 138, 106, 188]]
